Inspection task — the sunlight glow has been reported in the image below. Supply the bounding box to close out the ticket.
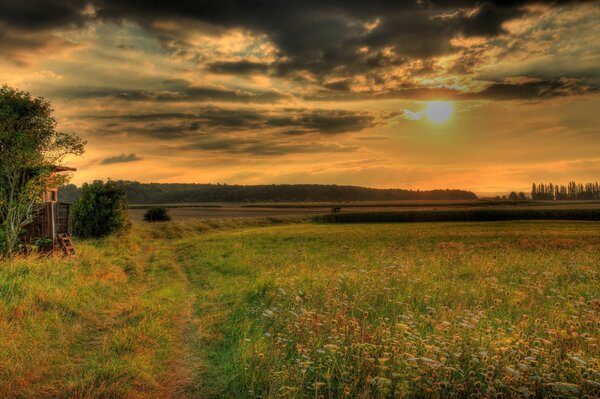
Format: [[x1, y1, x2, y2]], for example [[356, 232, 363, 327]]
[[425, 101, 453, 124]]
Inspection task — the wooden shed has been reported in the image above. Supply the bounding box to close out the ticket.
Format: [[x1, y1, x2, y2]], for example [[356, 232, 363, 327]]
[[23, 166, 77, 256]]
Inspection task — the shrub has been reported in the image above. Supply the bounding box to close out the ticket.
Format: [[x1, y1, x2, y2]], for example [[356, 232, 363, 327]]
[[143, 207, 171, 222], [72, 180, 130, 238]]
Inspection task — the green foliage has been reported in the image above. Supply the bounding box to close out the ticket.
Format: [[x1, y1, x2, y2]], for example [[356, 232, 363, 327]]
[[0, 85, 85, 256], [72, 180, 130, 238], [143, 207, 171, 222], [315, 208, 600, 223]]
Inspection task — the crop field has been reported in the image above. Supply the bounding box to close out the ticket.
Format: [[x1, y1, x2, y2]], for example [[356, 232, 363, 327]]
[[1, 219, 599, 398]]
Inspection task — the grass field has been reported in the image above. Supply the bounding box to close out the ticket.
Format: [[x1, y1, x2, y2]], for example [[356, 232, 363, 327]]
[[1, 219, 599, 398]]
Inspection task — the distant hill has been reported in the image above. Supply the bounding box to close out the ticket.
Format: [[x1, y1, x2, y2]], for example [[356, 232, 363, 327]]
[[59, 181, 478, 204]]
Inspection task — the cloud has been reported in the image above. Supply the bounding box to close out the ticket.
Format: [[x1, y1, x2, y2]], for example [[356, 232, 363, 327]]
[[184, 138, 358, 156], [2, 1, 589, 78], [88, 1, 589, 78], [0, 1, 89, 31], [2, 1, 597, 102], [0, 1, 90, 64], [468, 77, 599, 100], [89, 107, 376, 138], [100, 153, 143, 164], [49, 82, 288, 103], [207, 60, 271, 75], [305, 77, 599, 102]]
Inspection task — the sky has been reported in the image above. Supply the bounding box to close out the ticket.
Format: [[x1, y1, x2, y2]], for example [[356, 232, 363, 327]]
[[1, 1, 599, 195]]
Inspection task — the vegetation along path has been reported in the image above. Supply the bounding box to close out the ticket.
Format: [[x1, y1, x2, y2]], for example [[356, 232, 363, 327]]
[[1, 218, 599, 398]]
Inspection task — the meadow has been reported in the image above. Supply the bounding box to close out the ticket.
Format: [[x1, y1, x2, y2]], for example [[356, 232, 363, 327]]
[[1, 218, 599, 398]]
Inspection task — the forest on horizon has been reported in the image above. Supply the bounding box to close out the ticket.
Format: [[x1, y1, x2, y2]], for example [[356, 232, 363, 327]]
[[59, 181, 478, 204]]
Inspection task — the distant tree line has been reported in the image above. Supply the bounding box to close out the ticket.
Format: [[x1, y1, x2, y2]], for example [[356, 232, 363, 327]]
[[495, 192, 528, 201], [531, 182, 600, 200], [59, 181, 478, 204]]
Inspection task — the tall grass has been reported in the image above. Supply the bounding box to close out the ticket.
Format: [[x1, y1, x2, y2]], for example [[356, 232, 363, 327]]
[[0, 230, 195, 397], [187, 222, 600, 398]]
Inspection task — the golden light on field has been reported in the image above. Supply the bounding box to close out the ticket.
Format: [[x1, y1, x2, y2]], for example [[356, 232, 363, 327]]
[[424, 101, 453, 124]]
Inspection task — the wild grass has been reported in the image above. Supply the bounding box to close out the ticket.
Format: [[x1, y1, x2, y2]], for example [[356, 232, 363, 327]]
[[0, 219, 599, 398], [186, 221, 600, 398], [0, 231, 194, 398]]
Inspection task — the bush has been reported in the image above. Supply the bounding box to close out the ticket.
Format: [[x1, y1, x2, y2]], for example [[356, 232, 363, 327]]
[[72, 180, 130, 238], [143, 207, 171, 222]]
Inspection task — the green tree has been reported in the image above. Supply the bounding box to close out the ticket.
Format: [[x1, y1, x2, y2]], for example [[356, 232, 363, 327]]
[[72, 180, 130, 238], [0, 85, 85, 257]]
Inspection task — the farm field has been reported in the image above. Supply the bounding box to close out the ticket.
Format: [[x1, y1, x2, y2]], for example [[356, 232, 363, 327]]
[[127, 200, 600, 222], [1, 219, 599, 398]]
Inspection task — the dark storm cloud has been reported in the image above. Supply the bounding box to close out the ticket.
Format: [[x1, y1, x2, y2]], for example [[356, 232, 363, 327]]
[[0, 1, 88, 30], [1, 1, 590, 76], [0, 0, 90, 62], [89, 107, 375, 139], [1, 0, 595, 101], [89, 0, 591, 79], [100, 153, 143, 164]]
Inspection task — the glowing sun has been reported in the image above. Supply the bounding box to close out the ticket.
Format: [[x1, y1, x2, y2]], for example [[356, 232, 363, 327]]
[[425, 101, 453, 124]]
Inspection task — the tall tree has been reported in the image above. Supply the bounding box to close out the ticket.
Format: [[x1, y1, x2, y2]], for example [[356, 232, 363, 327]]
[[0, 86, 85, 257]]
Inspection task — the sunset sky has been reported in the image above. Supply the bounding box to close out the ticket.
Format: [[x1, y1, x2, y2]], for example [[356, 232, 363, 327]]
[[1, 1, 599, 194]]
